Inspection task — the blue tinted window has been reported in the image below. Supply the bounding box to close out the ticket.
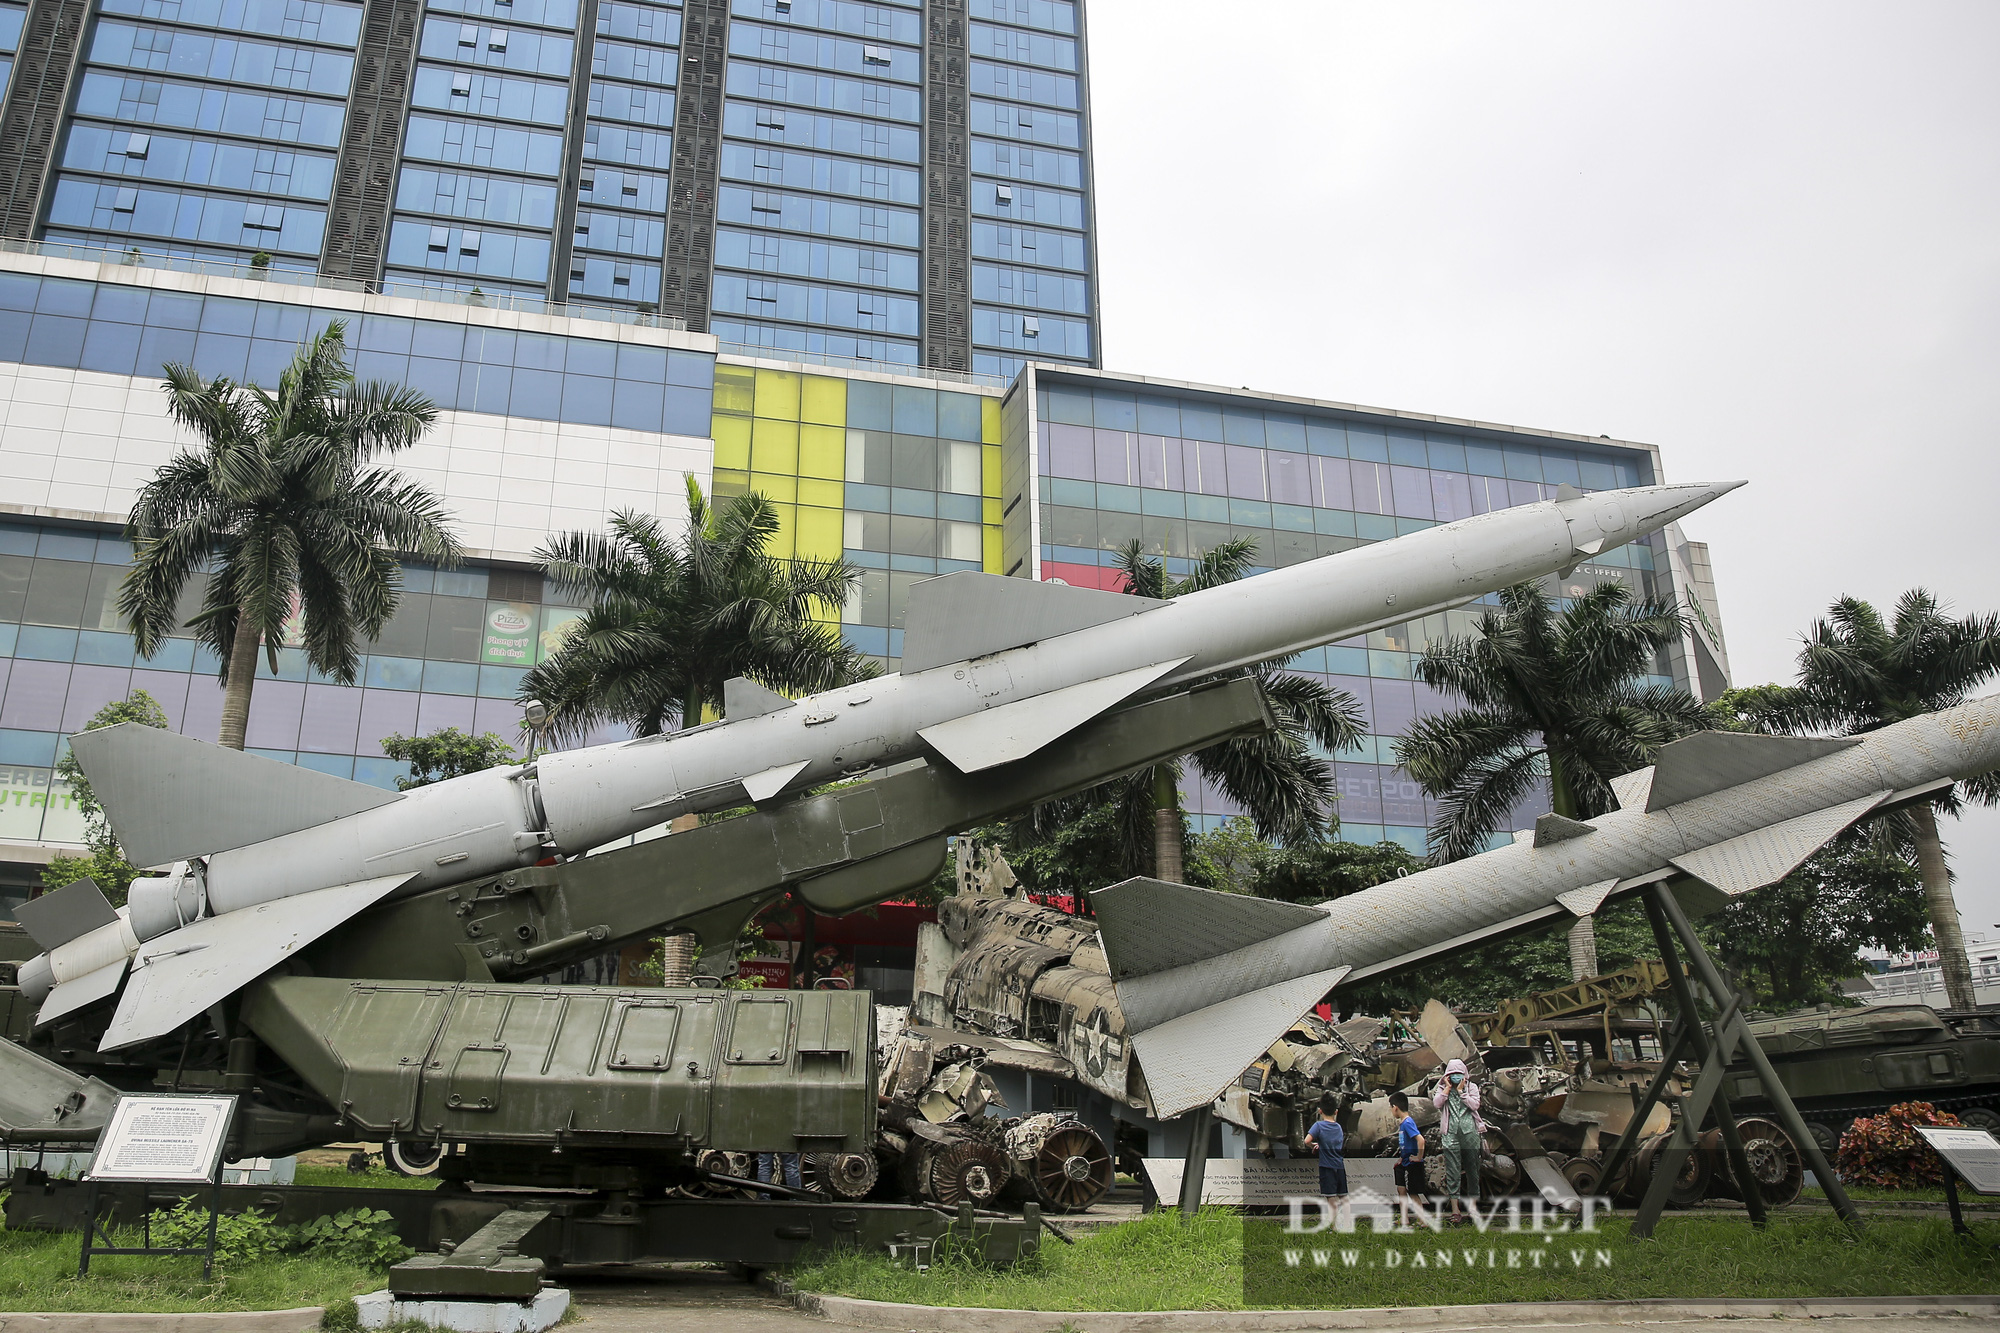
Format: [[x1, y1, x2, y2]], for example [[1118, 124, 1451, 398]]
[[611, 378, 664, 431], [937, 391, 982, 441], [1135, 394, 1178, 436], [847, 379, 891, 430]]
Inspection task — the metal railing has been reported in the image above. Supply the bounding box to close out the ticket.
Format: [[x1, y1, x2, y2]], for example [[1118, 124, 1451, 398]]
[[714, 339, 1009, 389], [0, 238, 689, 332]]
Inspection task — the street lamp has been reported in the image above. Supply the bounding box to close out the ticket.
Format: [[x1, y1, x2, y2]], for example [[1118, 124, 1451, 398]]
[[521, 699, 551, 760]]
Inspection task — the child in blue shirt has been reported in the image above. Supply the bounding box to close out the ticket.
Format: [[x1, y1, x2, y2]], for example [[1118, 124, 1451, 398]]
[[1305, 1092, 1346, 1210], [1390, 1092, 1426, 1221]]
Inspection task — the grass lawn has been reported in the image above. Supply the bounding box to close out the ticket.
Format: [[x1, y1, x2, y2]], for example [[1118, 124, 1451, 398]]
[[791, 1207, 2000, 1311], [0, 1223, 383, 1320], [291, 1164, 441, 1192]]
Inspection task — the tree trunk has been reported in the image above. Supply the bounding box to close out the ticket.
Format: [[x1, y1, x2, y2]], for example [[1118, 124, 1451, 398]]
[[216, 613, 262, 750], [659, 934, 696, 986], [1566, 918, 1599, 980], [658, 810, 704, 986], [1550, 753, 1597, 981], [1911, 802, 1977, 1010], [1151, 765, 1184, 884]]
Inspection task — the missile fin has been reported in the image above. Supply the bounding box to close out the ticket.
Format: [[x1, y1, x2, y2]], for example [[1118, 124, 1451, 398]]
[[725, 676, 795, 719], [13, 877, 118, 952], [1090, 876, 1325, 980], [1131, 966, 1351, 1119], [742, 759, 810, 803], [1556, 878, 1619, 918], [99, 872, 415, 1052], [899, 571, 1163, 674], [1610, 766, 1654, 811], [1668, 789, 1889, 900], [36, 958, 127, 1027], [1644, 730, 1861, 811], [918, 658, 1188, 772], [1533, 813, 1596, 847], [70, 724, 402, 868]]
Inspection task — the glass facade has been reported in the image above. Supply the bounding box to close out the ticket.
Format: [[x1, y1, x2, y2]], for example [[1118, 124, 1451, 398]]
[[45, 0, 365, 271], [0, 269, 715, 437], [0, 516, 636, 848], [966, 0, 1091, 378], [709, 360, 1002, 668], [18, 0, 1099, 370], [1026, 373, 1679, 854]]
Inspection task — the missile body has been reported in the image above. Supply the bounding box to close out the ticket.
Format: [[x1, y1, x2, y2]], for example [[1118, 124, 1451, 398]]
[[1092, 694, 2000, 1119], [16, 480, 1737, 1045]]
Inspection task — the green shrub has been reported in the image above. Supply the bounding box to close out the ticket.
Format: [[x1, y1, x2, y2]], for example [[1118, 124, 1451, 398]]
[[145, 1202, 409, 1272], [1836, 1101, 1962, 1188]]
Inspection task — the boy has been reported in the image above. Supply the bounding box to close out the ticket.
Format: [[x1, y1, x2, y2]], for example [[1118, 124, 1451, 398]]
[[1389, 1092, 1426, 1223], [1305, 1092, 1347, 1225]]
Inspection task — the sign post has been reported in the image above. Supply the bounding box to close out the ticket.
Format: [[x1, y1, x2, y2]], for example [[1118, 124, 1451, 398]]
[[1914, 1126, 2000, 1240], [79, 1093, 237, 1279]]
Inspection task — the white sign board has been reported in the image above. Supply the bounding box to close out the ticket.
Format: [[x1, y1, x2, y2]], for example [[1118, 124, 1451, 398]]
[[87, 1095, 235, 1184], [1915, 1126, 2000, 1195], [1144, 1156, 1398, 1205]]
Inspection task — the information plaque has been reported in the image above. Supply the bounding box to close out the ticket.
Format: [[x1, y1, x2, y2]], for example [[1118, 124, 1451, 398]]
[[87, 1095, 236, 1184], [1915, 1126, 2000, 1195], [78, 1093, 237, 1279]]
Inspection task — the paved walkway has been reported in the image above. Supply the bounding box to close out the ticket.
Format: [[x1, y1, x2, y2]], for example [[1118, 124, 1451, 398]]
[[562, 1271, 1996, 1333]]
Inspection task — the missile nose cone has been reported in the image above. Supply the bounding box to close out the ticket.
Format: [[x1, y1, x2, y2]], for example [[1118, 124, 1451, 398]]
[[1561, 480, 1744, 558]]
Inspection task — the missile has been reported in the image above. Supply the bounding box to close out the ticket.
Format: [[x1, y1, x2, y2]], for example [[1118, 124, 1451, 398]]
[[13, 480, 1738, 1051], [1090, 694, 2000, 1119]]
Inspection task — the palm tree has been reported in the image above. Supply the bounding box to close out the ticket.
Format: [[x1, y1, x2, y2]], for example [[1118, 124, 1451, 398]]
[[1395, 581, 1707, 978], [1735, 591, 2000, 1010], [120, 323, 460, 750], [1038, 538, 1363, 884], [521, 480, 872, 744]]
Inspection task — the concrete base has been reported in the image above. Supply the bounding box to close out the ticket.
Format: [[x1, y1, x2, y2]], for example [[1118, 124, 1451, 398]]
[[353, 1288, 569, 1332]]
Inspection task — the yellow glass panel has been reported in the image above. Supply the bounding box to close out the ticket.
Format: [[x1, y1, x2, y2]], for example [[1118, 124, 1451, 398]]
[[751, 417, 799, 474], [798, 423, 845, 479], [982, 445, 1002, 496], [749, 471, 797, 502], [795, 505, 843, 559], [712, 415, 751, 471], [800, 375, 847, 426], [797, 477, 844, 508], [982, 525, 1003, 571], [714, 364, 756, 415], [981, 397, 1001, 443], [982, 497, 1002, 525], [767, 503, 797, 558], [713, 469, 750, 499], [754, 368, 802, 420]]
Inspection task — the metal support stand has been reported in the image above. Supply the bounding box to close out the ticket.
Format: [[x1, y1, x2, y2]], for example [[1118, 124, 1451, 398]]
[[1943, 1164, 1972, 1239], [1640, 883, 1864, 1236], [1640, 892, 1768, 1230], [79, 1156, 225, 1280], [1177, 1105, 1212, 1226]]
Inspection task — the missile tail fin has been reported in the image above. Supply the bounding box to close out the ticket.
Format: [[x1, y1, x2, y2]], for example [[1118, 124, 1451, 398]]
[[1668, 789, 1889, 912], [1644, 731, 1860, 811], [918, 658, 1188, 772], [724, 676, 795, 719], [100, 873, 414, 1052], [1610, 766, 1653, 811], [70, 724, 403, 868], [1091, 876, 1325, 980], [13, 877, 118, 952], [37, 959, 127, 1028], [899, 571, 1163, 674], [1132, 967, 1351, 1119]]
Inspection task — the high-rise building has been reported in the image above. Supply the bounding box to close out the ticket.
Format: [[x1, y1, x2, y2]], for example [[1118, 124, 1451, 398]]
[[0, 0, 1098, 378]]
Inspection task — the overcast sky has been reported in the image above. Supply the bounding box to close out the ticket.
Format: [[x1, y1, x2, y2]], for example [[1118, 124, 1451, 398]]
[[1083, 1, 2000, 943]]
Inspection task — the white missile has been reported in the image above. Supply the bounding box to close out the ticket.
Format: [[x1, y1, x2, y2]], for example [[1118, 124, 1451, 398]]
[[1090, 694, 2000, 1119], [13, 480, 1739, 1050]]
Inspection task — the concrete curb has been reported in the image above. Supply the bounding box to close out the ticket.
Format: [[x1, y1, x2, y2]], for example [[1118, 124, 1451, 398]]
[[792, 1293, 2000, 1331], [0, 1311, 322, 1332]]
